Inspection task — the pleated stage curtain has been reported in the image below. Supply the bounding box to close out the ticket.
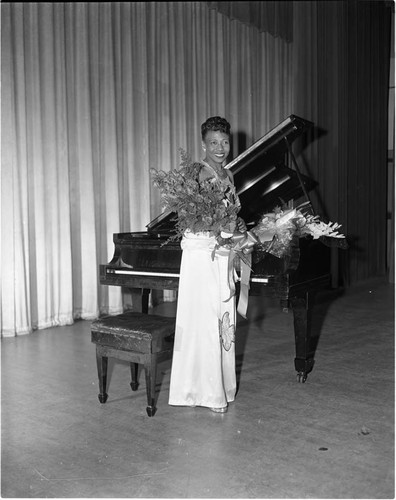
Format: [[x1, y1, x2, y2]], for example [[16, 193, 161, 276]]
[[290, 0, 392, 286], [2, 1, 391, 336], [1, 2, 293, 336]]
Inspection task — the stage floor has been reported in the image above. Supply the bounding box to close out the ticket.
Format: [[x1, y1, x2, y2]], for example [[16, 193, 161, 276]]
[[1, 277, 394, 498]]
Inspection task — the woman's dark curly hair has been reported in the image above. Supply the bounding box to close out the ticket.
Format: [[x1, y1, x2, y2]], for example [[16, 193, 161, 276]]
[[201, 116, 231, 140]]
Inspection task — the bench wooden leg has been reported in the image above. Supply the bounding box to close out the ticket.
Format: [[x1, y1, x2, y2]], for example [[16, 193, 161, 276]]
[[144, 353, 158, 417], [96, 348, 108, 403], [130, 362, 139, 391]]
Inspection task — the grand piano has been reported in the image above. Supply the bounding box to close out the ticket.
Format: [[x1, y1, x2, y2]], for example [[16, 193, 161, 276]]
[[100, 115, 332, 383]]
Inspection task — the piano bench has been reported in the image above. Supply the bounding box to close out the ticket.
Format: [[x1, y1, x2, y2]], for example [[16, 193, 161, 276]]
[[91, 312, 175, 417]]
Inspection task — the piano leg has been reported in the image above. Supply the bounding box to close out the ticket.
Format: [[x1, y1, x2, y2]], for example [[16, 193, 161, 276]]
[[128, 288, 150, 313], [290, 294, 315, 383], [96, 348, 109, 403], [142, 289, 150, 313]]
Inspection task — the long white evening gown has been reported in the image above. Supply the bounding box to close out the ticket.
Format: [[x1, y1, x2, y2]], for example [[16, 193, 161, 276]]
[[168, 168, 238, 409]]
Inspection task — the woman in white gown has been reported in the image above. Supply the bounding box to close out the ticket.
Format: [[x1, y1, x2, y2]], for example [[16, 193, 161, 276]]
[[168, 117, 246, 413]]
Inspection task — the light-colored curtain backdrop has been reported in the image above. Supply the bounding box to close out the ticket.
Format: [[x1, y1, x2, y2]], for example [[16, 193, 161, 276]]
[[1, 2, 292, 336]]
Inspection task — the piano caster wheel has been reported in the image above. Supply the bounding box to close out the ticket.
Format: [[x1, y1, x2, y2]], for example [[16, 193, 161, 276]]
[[297, 372, 307, 383], [130, 382, 139, 392], [98, 393, 108, 403], [146, 406, 157, 417]]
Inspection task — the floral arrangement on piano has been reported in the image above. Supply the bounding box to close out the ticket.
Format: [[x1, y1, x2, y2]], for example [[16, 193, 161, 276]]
[[250, 201, 347, 260]]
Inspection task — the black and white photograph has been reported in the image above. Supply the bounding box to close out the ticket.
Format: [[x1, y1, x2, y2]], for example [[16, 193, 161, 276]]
[[1, 1, 394, 498]]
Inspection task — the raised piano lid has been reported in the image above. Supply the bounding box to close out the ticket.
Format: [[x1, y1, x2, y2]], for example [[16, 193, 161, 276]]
[[147, 114, 316, 234]]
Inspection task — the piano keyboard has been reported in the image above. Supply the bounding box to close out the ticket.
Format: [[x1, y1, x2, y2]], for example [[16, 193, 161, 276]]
[[106, 268, 269, 283], [107, 269, 180, 278]]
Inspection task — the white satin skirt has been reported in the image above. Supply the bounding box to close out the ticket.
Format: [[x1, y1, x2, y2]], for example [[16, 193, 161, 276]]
[[168, 231, 236, 408]]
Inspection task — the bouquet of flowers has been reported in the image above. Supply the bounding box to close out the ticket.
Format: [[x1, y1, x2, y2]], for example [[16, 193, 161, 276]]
[[151, 150, 253, 318], [150, 149, 240, 242], [251, 201, 347, 259]]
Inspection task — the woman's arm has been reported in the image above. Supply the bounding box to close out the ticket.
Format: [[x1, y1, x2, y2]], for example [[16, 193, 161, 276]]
[[225, 168, 234, 183], [225, 169, 247, 232], [197, 163, 213, 182]]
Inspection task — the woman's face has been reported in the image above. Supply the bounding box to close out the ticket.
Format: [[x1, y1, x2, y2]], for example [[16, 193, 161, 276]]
[[202, 130, 230, 168]]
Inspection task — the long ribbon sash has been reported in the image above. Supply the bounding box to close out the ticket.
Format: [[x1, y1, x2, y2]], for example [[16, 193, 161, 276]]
[[213, 231, 259, 319]]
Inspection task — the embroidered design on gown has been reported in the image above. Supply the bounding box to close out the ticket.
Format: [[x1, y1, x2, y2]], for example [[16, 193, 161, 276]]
[[168, 163, 240, 409], [219, 311, 235, 352]]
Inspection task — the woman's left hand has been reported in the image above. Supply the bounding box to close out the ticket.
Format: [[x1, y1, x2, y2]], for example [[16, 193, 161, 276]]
[[236, 217, 247, 233]]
